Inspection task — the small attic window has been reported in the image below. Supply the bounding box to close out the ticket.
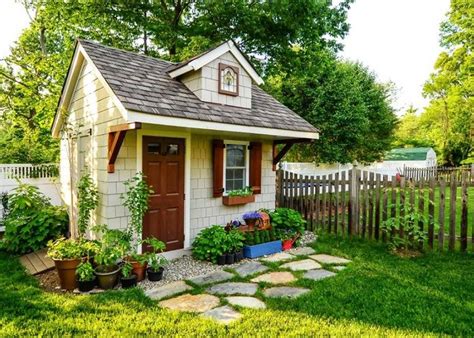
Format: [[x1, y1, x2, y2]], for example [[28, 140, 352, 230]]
[[218, 63, 239, 96]]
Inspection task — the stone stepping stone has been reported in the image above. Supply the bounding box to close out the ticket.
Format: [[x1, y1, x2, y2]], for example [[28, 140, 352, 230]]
[[225, 296, 266, 309], [207, 282, 257, 296], [263, 287, 310, 299], [280, 259, 321, 271], [303, 269, 336, 281], [309, 254, 351, 265], [188, 270, 234, 286], [234, 261, 269, 277], [260, 252, 294, 262], [145, 281, 192, 300], [251, 271, 296, 285], [159, 294, 219, 313], [290, 247, 316, 256], [333, 266, 347, 271], [202, 305, 242, 324]]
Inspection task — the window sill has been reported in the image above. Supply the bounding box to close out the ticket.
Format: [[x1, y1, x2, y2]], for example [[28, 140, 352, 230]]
[[222, 194, 255, 206]]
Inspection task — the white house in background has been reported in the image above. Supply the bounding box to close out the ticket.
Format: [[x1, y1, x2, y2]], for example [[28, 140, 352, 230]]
[[282, 148, 437, 178], [51, 39, 318, 254]]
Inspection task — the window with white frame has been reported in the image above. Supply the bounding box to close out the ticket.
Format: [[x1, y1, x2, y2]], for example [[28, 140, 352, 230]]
[[224, 141, 249, 192]]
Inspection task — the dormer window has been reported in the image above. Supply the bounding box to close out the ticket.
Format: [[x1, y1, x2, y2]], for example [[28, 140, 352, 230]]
[[218, 63, 239, 96]]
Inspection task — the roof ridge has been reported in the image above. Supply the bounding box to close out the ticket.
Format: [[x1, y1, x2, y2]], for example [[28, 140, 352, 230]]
[[78, 38, 176, 65]]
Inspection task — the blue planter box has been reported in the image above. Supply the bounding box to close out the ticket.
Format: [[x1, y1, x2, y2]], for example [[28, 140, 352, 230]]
[[243, 240, 282, 259]]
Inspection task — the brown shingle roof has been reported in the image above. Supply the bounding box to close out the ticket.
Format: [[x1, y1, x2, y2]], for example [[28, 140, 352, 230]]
[[79, 40, 317, 133]]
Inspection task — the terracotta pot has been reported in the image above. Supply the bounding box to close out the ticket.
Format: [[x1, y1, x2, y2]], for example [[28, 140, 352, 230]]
[[244, 218, 259, 229], [130, 260, 148, 282], [147, 267, 164, 281], [54, 258, 81, 291], [95, 265, 120, 290]]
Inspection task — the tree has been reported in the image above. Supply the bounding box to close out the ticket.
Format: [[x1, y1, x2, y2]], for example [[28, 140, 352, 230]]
[[269, 50, 397, 164], [392, 106, 432, 149], [421, 0, 473, 166], [0, 0, 353, 163]]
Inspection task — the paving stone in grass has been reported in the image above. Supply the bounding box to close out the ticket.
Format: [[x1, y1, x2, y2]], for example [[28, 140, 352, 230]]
[[207, 282, 258, 296], [145, 281, 192, 300], [234, 261, 269, 277], [251, 271, 296, 285], [202, 305, 242, 324], [309, 254, 351, 265], [303, 269, 336, 281], [188, 270, 234, 286], [260, 252, 294, 262], [263, 287, 310, 299], [289, 247, 316, 256], [159, 294, 220, 313], [333, 266, 347, 271], [225, 296, 266, 309], [280, 259, 321, 271]]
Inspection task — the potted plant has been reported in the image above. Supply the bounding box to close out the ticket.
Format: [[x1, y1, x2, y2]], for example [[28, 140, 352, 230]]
[[227, 229, 244, 263], [120, 261, 137, 288], [47, 237, 84, 290], [75, 261, 96, 292], [192, 225, 228, 265], [121, 173, 154, 281], [270, 208, 306, 247], [143, 237, 167, 281], [242, 211, 261, 229], [223, 187, 254, 206], [93, 225, 129, 290]]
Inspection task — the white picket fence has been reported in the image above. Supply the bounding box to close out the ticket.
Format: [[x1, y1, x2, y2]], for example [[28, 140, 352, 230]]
[[0, 164, 62, 231]]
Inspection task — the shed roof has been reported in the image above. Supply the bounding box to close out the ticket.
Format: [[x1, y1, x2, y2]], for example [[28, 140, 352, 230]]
[[385, 148, 434, 161], [75, 40, 317, 134]]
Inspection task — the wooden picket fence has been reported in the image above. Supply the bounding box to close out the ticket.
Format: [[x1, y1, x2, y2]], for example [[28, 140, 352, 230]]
[[404, 165, 474, 182], [275, 168, 474, 252]]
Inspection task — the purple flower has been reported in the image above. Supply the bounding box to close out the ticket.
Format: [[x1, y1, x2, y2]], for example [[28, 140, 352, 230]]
[[242, 211, 261, 220]]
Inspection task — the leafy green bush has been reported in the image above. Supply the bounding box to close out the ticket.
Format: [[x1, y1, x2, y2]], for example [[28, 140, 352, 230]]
[[192, 225, 229, 263], [76, 261, 95, 281], [270, 208, 306, 235], [77, 172, 99, 236], [226, 229, 245, 252], [47, 237, 84, 260], [1, 183, 68, 254], [93, 225, 131, 269]]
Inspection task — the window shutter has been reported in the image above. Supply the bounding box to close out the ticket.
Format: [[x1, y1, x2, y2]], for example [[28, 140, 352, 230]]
[[249, 142, 262, 194], [212, 139, 225, 197]]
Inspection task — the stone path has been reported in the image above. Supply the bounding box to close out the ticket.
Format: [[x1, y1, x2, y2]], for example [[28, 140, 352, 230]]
[[207, 282, 258, 296], [144, 248, 351, 325], [234, 261, 268, 277], [280, 259, 322, 271], [145, 281, 192, 300], [225, 296, 266, 309], [251, 271, 296, 284], [189, 270, 234, 286], [309, 254, 351, 265]]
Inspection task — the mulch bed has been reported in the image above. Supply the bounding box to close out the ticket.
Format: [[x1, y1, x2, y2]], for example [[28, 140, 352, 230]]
[[35, 269, 62, 293]]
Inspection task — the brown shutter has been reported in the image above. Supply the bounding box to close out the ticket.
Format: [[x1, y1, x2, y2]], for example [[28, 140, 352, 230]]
[[249, 142, 262, 194], [212, 139, 225, 197]]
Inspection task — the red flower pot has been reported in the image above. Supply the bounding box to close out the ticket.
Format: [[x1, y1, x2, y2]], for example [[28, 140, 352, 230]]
[[282, 239, 293, 251]]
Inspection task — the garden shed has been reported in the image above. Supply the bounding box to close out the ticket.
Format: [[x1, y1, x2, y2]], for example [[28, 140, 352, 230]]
[[384, 147, 437, 168], [51, 39, 318, 255]]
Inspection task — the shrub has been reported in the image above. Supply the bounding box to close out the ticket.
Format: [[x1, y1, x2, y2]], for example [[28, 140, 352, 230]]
[[1, 183, 68, 254], [76, 261, 95, 282], [77, 173, 99, 236], [270, 208, 306, 235], [192, 225, 227, 263], [226, 229, 245, 253], [47, 237, 84, 260]]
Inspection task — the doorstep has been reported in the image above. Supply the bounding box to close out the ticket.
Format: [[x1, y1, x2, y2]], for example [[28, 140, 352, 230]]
[[161, 248, 193, 261]]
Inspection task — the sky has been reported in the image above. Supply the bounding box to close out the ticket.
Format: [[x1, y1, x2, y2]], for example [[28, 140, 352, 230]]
[[0, 0, 451, 115]]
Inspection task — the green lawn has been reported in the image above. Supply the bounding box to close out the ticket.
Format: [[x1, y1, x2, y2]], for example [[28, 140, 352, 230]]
[[1, 236, 473, 336]]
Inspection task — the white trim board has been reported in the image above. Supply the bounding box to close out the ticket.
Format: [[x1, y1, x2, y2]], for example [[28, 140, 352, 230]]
[[128, 111, 319, 140]]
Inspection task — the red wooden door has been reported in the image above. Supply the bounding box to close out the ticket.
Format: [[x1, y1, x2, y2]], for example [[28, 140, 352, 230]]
[[142, 136, 185, 252]]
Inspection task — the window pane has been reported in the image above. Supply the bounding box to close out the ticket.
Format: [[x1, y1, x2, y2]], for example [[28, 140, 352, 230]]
[[226, 144, 245, 167], [225, 168, 245, 191], [167, 144, 179, 155], [147, 143, 161, 155]]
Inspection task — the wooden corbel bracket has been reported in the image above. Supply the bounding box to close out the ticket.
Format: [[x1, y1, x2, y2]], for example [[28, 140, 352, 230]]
[[107, 122, 142, 173], [272, 138, 313, 171]]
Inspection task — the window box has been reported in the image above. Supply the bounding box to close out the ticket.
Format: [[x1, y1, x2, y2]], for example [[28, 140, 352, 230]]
[[222, 194, 255, 206], [243, 240, 282, 259]]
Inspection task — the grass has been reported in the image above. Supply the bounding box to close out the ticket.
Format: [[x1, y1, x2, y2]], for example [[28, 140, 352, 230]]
[[1, 236, 473, 336]]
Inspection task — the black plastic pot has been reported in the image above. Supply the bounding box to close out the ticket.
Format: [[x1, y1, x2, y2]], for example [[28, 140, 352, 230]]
[[226, 253, 235, 265], [147, 267, 164, 281], [121, 275, 137, 288], [235, 250, 244, 262], [217, 254, 226, 266], [77, 278, 96, 292]]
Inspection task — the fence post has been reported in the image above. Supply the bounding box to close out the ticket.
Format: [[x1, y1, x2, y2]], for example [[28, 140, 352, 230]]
[[349, 165, 359, 236]]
